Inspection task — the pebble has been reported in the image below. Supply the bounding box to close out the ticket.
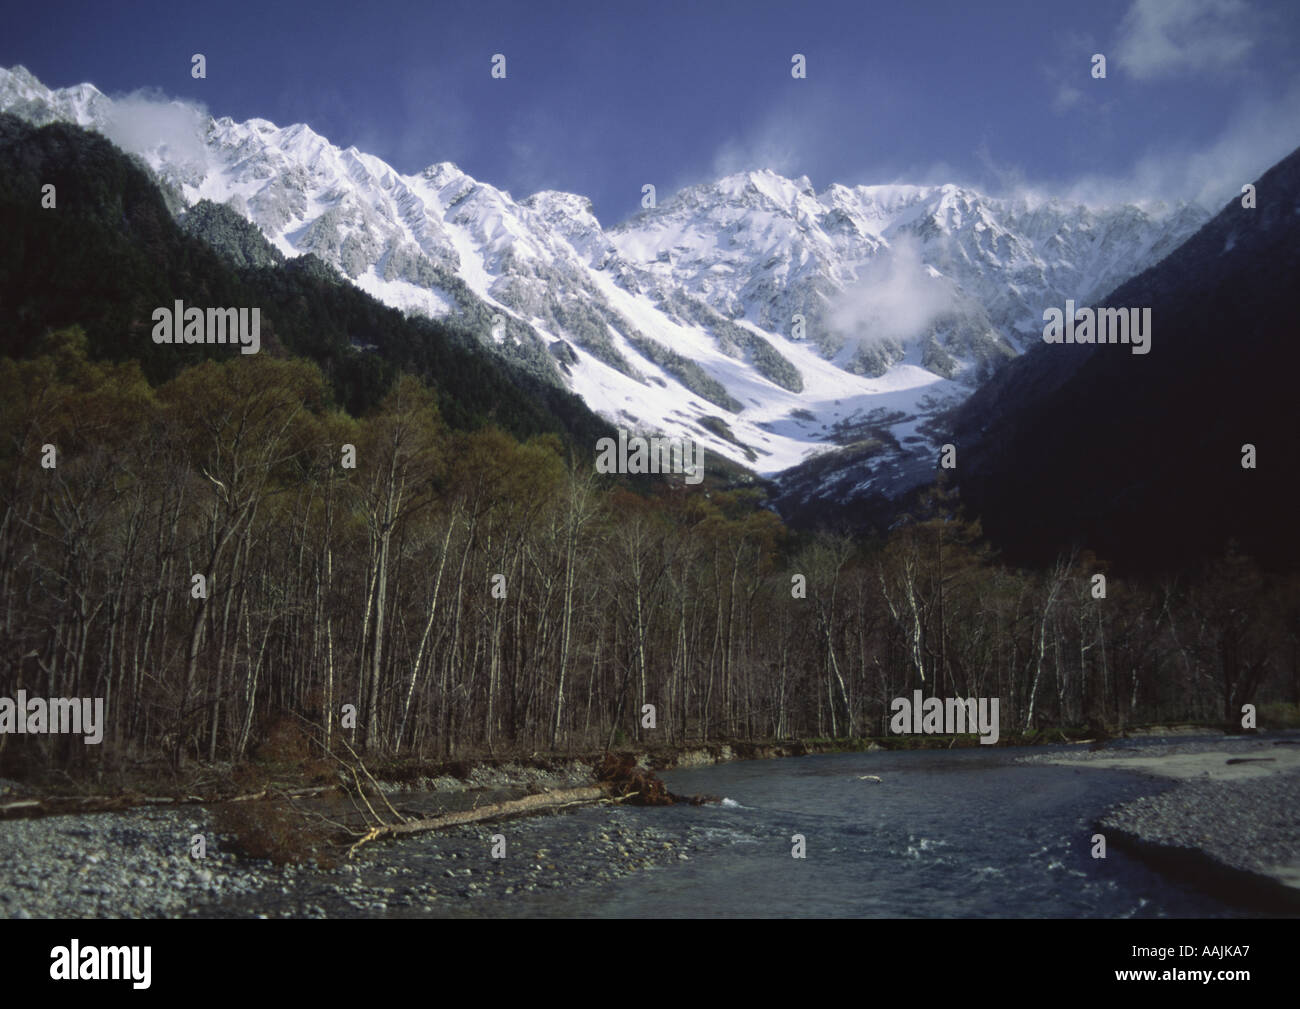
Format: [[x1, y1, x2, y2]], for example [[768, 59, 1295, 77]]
[[13, 803, 736, 918]]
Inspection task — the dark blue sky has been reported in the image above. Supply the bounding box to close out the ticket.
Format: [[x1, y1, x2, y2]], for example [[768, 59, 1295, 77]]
[[6, 0, 1299, 223]]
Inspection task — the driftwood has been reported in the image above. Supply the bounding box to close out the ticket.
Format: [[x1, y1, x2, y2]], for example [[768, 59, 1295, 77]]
[[228, 785, 336, 802], [0, 799, 42, 814], [347, 784, 619, 856], [593, 752, 708, 805], [341, 752, 714, 856]]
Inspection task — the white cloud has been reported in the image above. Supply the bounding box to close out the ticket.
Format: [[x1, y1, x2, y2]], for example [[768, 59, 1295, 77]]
[[1055, 75, 1300, 209], [828, 235, 959, 348], [101, 90, 209, 168], [1114, 0, 1258, 80], [710, 113, 808, 181], [963, 71, 1300, 213], [1053, 83, 1085, 113]]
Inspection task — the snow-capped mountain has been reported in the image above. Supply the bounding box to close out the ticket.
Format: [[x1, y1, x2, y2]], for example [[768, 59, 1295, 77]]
[[0, 65, 1208, 493]]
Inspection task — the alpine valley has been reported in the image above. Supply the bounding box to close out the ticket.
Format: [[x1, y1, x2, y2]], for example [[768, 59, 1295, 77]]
[[0, 64, 1210, 521]]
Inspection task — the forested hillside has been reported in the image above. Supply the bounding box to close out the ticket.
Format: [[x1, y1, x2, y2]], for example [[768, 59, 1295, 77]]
[[0, 113, 609, 442], [952, 144, 1300, 571]]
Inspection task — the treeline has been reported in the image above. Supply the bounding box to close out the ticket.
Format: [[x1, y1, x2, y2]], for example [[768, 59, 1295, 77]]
[[2, 335, 1297, 775]]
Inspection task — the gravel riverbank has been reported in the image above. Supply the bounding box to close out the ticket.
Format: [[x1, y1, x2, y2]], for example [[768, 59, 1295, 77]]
[[1022, 734, 1300, 906], [0, 761, 731, 919]]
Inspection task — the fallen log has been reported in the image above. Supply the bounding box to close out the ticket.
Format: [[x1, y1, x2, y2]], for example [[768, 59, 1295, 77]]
[[347, 784, 616, 856], [0, 795, 139, 819], [228, 785, 336, 803]]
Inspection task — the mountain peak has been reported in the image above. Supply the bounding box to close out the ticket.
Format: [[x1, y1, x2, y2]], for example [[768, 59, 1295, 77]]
[[422, 160, 469, 185], [0, 65, 38, 86], [0, 65, 107, 129], [715, 168, 809, 206], [0, 64, 1213, 483]]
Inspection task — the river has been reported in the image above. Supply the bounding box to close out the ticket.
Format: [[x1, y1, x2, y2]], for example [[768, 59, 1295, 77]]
[[427, 744, 1263, 918], [179, 740, 1287, 918]]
